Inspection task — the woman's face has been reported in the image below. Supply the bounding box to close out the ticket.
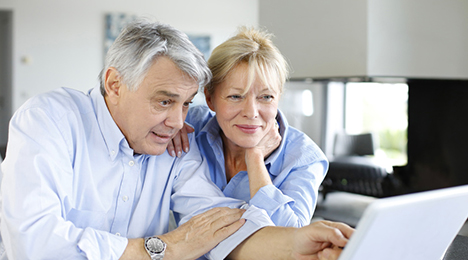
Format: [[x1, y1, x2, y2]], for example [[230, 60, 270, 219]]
[[206, 63, 280, 149]]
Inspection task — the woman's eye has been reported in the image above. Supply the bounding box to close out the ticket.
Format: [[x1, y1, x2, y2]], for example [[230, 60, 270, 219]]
[[260, 95, 274, 102], [228, 95, 242, 100]]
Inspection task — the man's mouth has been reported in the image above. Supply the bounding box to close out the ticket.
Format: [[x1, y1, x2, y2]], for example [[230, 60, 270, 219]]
[[152, 131, 172, 141]]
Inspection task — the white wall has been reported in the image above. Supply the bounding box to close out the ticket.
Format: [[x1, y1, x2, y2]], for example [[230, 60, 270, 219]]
[[0, 0, 259, 111]]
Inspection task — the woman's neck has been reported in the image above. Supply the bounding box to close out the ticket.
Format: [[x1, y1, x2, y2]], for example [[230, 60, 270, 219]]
[[221, 132, 247, 182]]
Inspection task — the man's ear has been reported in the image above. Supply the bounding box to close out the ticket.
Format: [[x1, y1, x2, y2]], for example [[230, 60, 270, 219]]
[[204, 88, 215, 111], [104, 67, 123, 105]]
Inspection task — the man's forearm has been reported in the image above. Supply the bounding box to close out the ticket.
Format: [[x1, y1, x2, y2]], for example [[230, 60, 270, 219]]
[[119, 238, 150, 260], [227, 226, 295, 260], [227, 221, 353, 260]]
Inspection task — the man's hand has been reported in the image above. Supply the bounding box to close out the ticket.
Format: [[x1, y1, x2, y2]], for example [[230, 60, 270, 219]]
[[167, 123, 194, 157], [159, 207, 246, 260], [291, 220, 354, 260], [227, 220, 354, 260]]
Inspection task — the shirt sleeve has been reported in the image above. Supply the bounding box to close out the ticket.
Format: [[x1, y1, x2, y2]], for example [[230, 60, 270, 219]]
[[1, 107, 127, 259], [249, 160, 327, 227], [170, 134, 275, 260]]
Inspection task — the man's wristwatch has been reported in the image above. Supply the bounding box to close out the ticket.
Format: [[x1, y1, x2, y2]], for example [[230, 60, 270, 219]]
[[144, 236, 166, 260]]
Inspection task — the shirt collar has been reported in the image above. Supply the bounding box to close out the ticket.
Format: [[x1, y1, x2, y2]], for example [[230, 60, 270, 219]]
[[199, 115, 222, 141], [90, 85, 126, 161]]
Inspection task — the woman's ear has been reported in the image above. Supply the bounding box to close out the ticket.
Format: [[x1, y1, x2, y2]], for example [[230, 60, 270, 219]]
[[204, 88, 215, 111], [104, 67, 122, 105]]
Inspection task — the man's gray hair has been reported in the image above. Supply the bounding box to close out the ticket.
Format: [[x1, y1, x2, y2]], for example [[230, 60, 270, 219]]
[[99, 18, 212, 95]]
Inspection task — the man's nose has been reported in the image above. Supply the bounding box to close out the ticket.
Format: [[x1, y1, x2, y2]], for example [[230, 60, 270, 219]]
[[165, 106, 184, 130]]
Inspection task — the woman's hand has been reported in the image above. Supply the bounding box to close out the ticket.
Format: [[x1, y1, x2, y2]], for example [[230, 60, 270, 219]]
[[244, 119, 282, 198], [167, 123, 194, 157], [249, 120, 282, 159]]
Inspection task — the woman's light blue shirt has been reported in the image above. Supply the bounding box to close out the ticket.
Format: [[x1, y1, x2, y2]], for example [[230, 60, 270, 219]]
[[186, 105, 329, 227]]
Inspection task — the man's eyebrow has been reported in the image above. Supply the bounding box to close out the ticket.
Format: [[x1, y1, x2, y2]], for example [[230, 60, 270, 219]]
[[154, 90, 198, 100], [189, 91, 198, 99], [155, 90, 180, 98]]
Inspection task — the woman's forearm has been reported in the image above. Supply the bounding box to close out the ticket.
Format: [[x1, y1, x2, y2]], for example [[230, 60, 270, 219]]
[[245, 149, 273, 198]]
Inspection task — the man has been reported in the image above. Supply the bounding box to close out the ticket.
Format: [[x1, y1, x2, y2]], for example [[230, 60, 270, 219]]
[[0, 19, 352, 259]]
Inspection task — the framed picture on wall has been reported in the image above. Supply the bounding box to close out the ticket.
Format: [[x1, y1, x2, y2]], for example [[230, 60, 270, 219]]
[[104, 13, 137, 57]]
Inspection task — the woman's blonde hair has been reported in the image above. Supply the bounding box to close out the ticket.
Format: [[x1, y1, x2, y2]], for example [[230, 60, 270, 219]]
[[205, 26, 289, 95]]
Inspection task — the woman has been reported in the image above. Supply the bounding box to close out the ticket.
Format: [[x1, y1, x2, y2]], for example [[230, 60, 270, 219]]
[[173, 27, 328, 227]]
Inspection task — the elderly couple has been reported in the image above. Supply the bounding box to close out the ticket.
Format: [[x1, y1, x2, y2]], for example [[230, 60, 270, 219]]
[[0, 18, 353, 260]]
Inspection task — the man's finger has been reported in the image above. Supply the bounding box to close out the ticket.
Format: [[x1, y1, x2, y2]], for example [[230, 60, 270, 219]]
[[317, 246, 343, 260], [312, 221, 354, 248], [325, 221, 354, 240]]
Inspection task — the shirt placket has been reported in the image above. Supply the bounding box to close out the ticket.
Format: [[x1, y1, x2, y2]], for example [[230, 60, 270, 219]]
[[110, 156, 140, 237]]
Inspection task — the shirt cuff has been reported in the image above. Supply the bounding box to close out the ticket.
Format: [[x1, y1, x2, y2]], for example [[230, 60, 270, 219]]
[[204, 205, 274, 259], [250, 184, 294, 216], [77, 228, 128, 260]]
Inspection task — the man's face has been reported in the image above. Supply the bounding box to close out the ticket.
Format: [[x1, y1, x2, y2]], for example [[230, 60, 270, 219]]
[[105, 56, 199, 155]]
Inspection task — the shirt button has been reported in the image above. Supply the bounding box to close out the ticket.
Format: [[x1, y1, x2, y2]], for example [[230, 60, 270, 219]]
[[116, 233, 121, 236], [122, 196, 129, 202], [129, 160, 134, 166], [111, 150, 115, 155]]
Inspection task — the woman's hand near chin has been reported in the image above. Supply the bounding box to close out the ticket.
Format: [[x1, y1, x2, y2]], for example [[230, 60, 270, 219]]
[[247, 119, 281, 159], [245, 119, 281, 198]]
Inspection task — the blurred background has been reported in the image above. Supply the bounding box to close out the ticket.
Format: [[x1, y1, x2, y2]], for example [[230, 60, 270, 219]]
[[1, 0, 468, 198]]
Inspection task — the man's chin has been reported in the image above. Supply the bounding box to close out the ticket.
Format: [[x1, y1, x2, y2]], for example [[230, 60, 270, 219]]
[[138, 143, 168, 156]]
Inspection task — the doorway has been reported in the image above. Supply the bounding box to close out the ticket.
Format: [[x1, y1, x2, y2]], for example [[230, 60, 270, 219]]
[[0, 10, 12, 158]]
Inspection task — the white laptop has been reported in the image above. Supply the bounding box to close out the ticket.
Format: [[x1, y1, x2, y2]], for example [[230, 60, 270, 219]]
[[338, 184, 468, 260]]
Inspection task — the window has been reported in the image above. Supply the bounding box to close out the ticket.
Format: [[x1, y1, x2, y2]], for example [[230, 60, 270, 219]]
[[345, 82, 408, 166]]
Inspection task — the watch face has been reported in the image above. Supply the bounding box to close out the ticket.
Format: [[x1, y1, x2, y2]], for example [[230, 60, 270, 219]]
[[147, 237, 165, 254]]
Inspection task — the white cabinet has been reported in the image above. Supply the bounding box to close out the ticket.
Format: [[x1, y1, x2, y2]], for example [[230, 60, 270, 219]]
[[259, 0, 468, 80]]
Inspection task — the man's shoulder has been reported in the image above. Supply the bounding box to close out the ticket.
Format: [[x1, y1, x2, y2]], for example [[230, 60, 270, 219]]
[[19, 87, 93, 118]]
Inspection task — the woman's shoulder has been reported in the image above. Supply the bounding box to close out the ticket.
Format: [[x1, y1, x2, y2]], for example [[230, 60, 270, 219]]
[[282, 125, 328, 165]]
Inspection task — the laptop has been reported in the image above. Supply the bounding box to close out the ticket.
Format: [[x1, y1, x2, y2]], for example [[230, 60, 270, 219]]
[[338, 184, 468, 260]]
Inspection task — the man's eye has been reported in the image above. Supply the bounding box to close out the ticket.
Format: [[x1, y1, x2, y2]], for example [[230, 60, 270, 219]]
[[183, 101, 193, 107], [160, 100, 171, 106]]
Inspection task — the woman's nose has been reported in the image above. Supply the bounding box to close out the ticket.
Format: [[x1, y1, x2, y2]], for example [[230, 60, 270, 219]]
[[242, 97, 259, 119]]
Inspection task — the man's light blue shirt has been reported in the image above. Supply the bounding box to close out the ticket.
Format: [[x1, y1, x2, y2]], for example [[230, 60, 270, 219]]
[[186, 105, 328, 228], [0, 86, 273, 259]]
